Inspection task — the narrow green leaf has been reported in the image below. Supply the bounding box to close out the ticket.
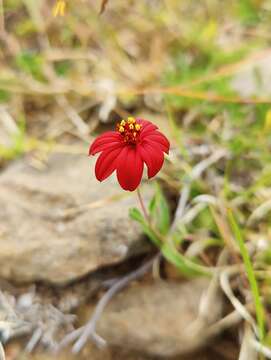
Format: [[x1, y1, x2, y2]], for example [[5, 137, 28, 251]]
[[129, 207, 144, 223], [148, 183, 170, 235], [228, 209, 265, 342], [130, 207, 212, 277]]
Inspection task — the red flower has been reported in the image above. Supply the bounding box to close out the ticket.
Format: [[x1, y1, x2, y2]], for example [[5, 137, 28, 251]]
[[89, 117, 170, 191]]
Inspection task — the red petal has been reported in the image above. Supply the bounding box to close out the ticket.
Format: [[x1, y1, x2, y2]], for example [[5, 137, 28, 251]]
[[95, 147, 124, 181], [116, 146, 143, 191], [137, 119, 158, 135], [89, 131, 121, 155], [90, 141, 123, 155], [139, 142, 164, 178], [142, 139, 166, 154], [143, 132, 170, 153]]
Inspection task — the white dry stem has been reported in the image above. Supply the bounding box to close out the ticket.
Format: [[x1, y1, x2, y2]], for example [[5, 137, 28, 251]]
[[171, 149, 227, 231], [184, 195, 221, 258], [206, 308, 243, 336], [55, 327, 84, 352], [0, 107, 19, 135], [185, 238, 212, 258], [247, 198, 271, 226], [191, 149, 227, 180], [251, 339, 271, 359], [25, 327, 43, 353], [183, 297, 245, 348], [56, 95, 89, 137], [171, 181, 190, 230], [56, 255, 159, 354], [71, 255, 158, 353], [192, 194, 218, 206], [239, 325, 257, 360], [184, 308, 245, 349], [198, 250, 227, 319], [220, 267, 258, 336], [95, 79, 117, 123], [187, 249, 228, 337], [180, 202, 207, 225]]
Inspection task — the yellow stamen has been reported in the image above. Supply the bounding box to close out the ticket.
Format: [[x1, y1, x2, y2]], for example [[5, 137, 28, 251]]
[[119, 126, 125, 133], [135, 124, 141, 131], [120, 120, 126, 126], [127, 117, 135, 124], [129, 124, 134, 130]]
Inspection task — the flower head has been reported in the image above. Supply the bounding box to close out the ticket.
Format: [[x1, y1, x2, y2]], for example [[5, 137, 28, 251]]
[[89, 117, 170, 191]]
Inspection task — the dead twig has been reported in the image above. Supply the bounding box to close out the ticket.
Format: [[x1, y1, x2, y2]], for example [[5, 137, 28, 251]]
[[56, 95, 90, 138], [56, 254, 160, 353], [25, 328, 43, 353]]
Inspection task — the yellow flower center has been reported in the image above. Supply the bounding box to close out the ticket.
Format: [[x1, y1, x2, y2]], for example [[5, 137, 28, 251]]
[[116, 117, 142, 144]]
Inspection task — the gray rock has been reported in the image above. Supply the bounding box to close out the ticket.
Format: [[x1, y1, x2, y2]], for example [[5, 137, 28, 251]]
[[97, 279, 222, 358], [0, 153, 152, 284]]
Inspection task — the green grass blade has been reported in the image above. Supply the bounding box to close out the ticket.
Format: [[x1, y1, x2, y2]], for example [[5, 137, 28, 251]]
[[228, 209, 265, 341]]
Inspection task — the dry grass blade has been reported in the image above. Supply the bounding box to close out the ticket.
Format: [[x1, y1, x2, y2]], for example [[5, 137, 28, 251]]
[[56, 192, 130, 219], [25, 328, 43, 353], [171, 149, 227, 231], [121, 87, 271, 105], [220, 267, 258, 335], [99, 0, 109, 14], [247, 199, 271, 226], [56, 96, 89, 137], [180, 202, 207, 226], [0, 107, 19, 134], [183, 48, 271, 89], [239, 325, 257, 360], [251, 339, 271, 359], [0, 0, 4, 34], [210, 207, 240, 259]]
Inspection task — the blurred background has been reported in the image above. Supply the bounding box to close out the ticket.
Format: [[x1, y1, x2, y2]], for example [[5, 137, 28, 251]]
[[1, 0, 271, 359]]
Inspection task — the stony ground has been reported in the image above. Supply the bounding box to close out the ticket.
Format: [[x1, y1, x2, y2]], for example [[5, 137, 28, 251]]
[[0, 136, 228, 359], [1, 1, 271, 359]]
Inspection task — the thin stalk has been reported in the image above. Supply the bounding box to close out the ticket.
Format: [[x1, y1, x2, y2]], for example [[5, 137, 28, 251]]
[[136, 187, 150, 223]]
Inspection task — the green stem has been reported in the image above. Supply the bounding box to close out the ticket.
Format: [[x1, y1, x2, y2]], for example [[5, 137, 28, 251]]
[[136, 187, 150, 223]]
